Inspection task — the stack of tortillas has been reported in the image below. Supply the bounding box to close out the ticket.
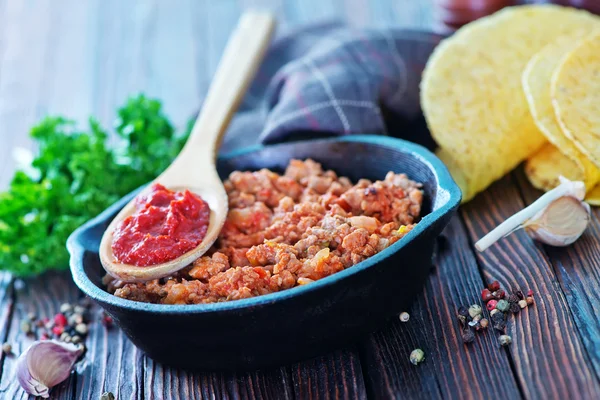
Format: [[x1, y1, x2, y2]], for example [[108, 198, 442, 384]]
[[421, 4, 600, 204]]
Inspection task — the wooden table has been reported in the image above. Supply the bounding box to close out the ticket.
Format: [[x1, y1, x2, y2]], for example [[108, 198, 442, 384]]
[[1, 1, 600, 399]]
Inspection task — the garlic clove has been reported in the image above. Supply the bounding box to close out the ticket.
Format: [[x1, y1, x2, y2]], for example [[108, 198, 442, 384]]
[[475, 177, 589, 251], [524, 196, 591, 246], [17, 340, 83, 398]]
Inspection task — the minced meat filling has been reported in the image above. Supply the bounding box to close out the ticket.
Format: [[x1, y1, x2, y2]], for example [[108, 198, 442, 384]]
[[105, 159, 424, 304]]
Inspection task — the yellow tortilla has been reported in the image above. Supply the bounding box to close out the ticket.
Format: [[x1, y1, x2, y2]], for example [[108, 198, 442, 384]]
[[522, 35, 600, 193], [421, 5, 600, 202], [552, 32, 600, 169]]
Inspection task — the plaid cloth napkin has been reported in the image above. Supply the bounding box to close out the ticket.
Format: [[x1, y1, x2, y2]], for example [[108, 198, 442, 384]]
[[221, 23, 443, 153]]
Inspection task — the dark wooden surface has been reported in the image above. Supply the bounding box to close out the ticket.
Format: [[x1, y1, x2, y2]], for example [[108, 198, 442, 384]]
[[1, 1, 600, 399]]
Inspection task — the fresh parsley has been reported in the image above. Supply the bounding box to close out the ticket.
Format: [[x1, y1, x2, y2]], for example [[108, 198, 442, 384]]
[[0, 94, 190, 276]]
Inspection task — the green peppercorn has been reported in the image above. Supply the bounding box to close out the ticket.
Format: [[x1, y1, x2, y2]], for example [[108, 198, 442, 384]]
[[496, 299, 510, 312], [518, 300, 527, 309], [468, 304, 482, 318], [410, 349, 425, 365], [499, 335, 512, 346]]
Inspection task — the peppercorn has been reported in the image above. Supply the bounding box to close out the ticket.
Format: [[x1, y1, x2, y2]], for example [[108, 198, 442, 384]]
[[507, 294, 519, 304], [102, 313, 113, 327], [518, 299, 527, 309], [101, 392, 115, 400], [399, 312, 410, 323], [496, 299, 510, 312], [488, 280, 500, 292], [509, 302, 521, 314], [490, 308, 500, 317], [410, 349, 425, 365], [479, 318, 489, 328], [52, 325, 64, 336], [457, 306, 469, 325], [526, 296, 534, 306], [54, 313, 68, 327], [2, 343, 11, 354], [499, 335, 512, 346], [20, 320, 32, 334], [481, 288, 494, 302], [60, 303, 73, 314], [514, 290, 524, 300], [468, 304, 482, 319], [462, 326, 475, 343], [27, 312, 36, 321], [493, 289, 506, 299], [75, 323, 88, 335], [491, 312, 506, 331], [486, 299, 498, 311], [527, 289, 534, 297]]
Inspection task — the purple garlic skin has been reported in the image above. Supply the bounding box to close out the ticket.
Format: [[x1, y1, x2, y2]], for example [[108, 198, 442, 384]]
[[17, 340, 83, 398]]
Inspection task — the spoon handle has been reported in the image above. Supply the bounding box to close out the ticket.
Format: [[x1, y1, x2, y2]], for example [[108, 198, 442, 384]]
[[177, 12, 275, 164]]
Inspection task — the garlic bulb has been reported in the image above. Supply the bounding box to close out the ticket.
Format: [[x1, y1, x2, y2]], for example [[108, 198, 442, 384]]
[[524, 196, 591, 246], [17, 340, 83, 398], [476, 177, 590, 251]]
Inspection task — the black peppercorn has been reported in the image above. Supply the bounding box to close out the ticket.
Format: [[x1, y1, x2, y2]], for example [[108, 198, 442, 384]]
[[509, 302, 521, 314], [491, 311, 506, 331], [514, 290, 524, 300], [507, 294, 519, 304], [462, 326, 475, 344]]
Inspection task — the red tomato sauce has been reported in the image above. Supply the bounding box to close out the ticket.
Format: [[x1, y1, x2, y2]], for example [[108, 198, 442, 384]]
[[112, 184, 210, 266]]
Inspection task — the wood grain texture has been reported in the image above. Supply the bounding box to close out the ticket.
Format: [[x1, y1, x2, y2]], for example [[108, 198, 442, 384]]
[[4, 1, 600, 400], [0, 273, 80, 399], [461, 174, 600, 399], [514, 168, 600, 380], [361, 217, 522, 399]]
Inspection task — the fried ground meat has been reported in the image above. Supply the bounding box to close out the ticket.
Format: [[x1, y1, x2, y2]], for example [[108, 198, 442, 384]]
[[109, 159, 423, 304]]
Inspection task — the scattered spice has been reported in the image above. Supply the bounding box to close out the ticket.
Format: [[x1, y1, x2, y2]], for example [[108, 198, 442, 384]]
[[468, 304, 482, 319], [481, 289, 493, 302], [527, 289, 534, 297], [457, 306, 469, 324], [101, 392, 116, 400], [526, 296, 534, 305], [499, 335, 512, 346], [409, 349, 425, 365], [493, 289, 506, 299], [514, 290, 524, 300], [462, 327, 475, 343], [102, 312, 113, 327], [509, 302, 521, 314], [518, 300, 527, 309], [486, 299, 498, 311], [496, 299, 509, 312], [2, 342, 12, 355], [399, 312, 410, 322], [490, 309, 500, 317], [488, 280, 500, 292], [491, 311, 507, 331], [479, 318, 489, 329]]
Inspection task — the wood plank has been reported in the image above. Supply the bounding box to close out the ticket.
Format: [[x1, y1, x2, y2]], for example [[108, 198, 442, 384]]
[[514, 168, 600, 379], [461, 174, 600, 398], [143, 359, 293, 400], [290, 348, 367, 399], [361, 216, 522, 399], [0, 272, 80, 399]]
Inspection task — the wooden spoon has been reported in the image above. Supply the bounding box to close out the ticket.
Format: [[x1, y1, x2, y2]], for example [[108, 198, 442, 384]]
[[99, 12, 275, 282]]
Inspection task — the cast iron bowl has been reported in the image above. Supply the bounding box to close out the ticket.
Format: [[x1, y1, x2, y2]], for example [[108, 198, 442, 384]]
[[68, 135, 461, 371]]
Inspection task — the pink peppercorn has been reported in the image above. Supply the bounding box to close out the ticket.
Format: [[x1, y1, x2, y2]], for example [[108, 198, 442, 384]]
[[488, 281, 500, 292], [52, 325, 64, 336], [527, 289, 534, 297], [486, 300, 498, 311], [481, 289, 494, 302], [40, 333, 49, 340], [493, 289, 506, 299], [54, 313, 67, 327]]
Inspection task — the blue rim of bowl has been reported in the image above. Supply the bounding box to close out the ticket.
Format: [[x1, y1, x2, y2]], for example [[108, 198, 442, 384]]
[[68, 135, 461, 314]]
